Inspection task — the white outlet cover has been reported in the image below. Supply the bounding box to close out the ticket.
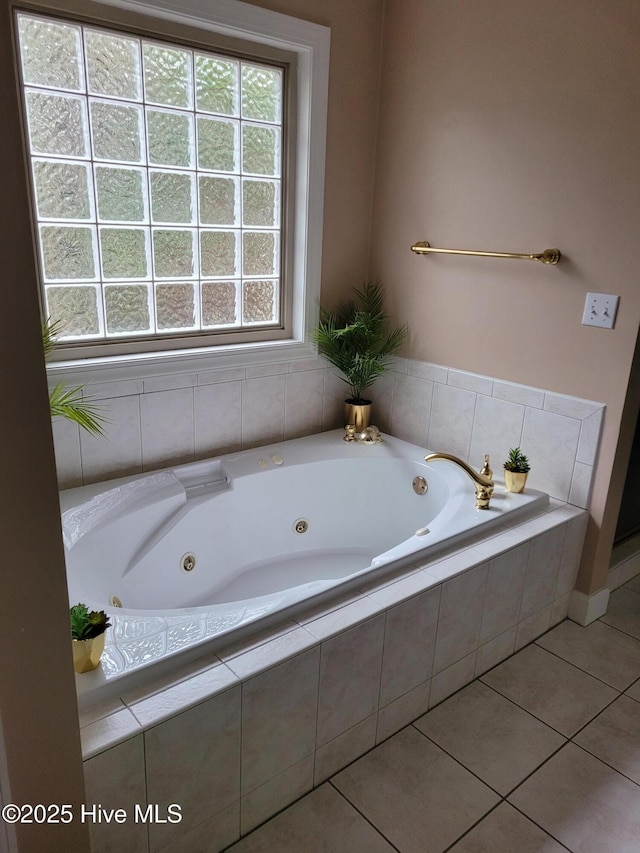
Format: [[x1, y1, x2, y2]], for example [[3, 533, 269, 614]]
[[582, 292, 619, 329]]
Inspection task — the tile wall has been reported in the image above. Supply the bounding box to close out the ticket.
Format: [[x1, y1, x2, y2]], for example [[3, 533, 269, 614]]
[[63, 357, 603, 850], [80, 502, 587, 852], [53, 357, 604, 508]]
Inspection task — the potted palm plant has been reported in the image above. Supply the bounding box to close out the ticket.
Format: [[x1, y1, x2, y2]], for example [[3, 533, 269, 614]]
[[503, 447, 531, 493], [43, 319, 106, 436], [313, 281, 408, 431], [70, 603, 111, 673]]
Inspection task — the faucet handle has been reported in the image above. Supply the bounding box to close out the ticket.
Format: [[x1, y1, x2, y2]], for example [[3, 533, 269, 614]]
[[343, 424, 356, 442], [355, 425, 382, 444], [364, 425, 382, 443], [479, 454, 494, 497], [479, 454, 493, 479]]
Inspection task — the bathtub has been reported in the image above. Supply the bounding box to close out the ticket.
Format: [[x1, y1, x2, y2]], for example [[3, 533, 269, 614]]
[[61, 430, 548, 702]]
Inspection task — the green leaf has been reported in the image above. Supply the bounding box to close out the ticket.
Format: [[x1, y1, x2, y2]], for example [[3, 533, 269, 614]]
[[70, 603, 90, 640], [41, 317, 64, 358], [504, 447, 530, 473], [313, 281, 408, 402], [70, 603, 111, 640], [43, 317, 107, 437], [49, 383, 107, 437]]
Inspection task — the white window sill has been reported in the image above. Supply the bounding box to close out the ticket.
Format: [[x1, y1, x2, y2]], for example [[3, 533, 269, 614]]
[[46, 337, 318, 387]]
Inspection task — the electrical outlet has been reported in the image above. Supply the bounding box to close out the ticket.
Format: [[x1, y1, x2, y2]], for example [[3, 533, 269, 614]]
[[582, 292, 619, 329]]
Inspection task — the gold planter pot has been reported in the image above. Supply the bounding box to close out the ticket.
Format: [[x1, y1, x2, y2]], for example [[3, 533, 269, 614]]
[[504, 470, 528, 494], [344, 400, 372, 432], [72, 633, 106, 673]]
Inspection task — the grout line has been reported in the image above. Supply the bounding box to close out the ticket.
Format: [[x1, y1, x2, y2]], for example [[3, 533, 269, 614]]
[[568, 740, 640, 790], [409, 723, 509, 798], [387, 369, 397, 437], [442, 799, 574, 853], [311, 644, 322, 786], [328, 781, 403, 853], [478, 672, 609, 743], [318, 716, 384, 779], [425, 588, 444, 705], [237, 681, 244, 840], [439, 801, 504, 853], [141, 728, 151, 852], [504, 744, 570, 801], [477, 678, 571, 740], [225, 619, 637, 851], [425, 375, 434, 449], [535, 618, 640, 690], [506, 802, 574, 852], [411, 701, 570, 804], [406, 683, 599, 852], [464, 390, 478, 463], [624, 674, 640, 697], [221, 781, 312, 851], [330, 692, 573, 853], [77, 419, 87, 486], [530, 641, 627, 693], [374, 612, 389, 744], [598, 618, 640, 645]]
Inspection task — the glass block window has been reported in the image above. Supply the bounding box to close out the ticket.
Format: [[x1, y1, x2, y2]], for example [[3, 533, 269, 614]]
[[16, 12, 283, 343]]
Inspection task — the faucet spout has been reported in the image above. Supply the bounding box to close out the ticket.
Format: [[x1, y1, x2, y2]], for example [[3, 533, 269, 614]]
[[425, 452, 494, 509]]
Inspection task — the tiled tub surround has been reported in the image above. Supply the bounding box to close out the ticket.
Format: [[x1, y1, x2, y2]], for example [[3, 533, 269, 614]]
[[81, 500, 586, 853], [52, 358, 604, 510], [64, 359, 599, 850]]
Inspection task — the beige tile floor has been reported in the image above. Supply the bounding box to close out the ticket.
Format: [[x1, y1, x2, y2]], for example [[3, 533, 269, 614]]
[[227, 579, 640, 852]]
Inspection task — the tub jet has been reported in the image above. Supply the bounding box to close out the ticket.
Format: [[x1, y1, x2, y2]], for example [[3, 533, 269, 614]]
[[181, 553, 196, 572], [412, 476, 428, 495]]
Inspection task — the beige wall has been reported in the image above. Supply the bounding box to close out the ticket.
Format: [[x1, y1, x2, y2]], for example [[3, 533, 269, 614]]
[[370, 0, 640, 593], [0, 1, 90, 848], [248, 0, 385, 307], [2, 0, 637, 841], [0, 0, 383, 848]]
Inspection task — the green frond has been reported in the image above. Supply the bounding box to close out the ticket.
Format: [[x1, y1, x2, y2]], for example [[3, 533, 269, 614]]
[[352, 280, 386, 317], [313, 281, 408, 402], [43, 317, 108, 437], [41, 316, 65, 358], [49, 383, 107, 437]]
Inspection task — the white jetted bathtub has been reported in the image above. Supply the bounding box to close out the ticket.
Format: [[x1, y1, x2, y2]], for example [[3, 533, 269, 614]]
[[61, 430, 548, 698]]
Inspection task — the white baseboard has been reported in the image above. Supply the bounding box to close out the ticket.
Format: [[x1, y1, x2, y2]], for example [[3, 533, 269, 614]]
[[568, 587, 610, 626]]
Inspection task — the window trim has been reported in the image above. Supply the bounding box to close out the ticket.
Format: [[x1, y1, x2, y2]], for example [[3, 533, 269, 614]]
[[15, 0, 329, 385]]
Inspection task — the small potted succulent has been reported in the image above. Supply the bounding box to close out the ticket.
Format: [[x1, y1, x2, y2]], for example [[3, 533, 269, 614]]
[[70, 603, 111, 673], [503, 447, 531, 493], [313, 281, 408, 431]]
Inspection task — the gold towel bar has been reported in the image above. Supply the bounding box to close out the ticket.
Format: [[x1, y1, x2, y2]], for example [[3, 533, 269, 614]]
[[410, 241, 561, 265]]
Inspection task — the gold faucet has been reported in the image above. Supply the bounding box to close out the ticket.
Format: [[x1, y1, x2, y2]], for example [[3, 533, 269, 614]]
[[424, 452, 494, 509], [343, 424, 382, 443]]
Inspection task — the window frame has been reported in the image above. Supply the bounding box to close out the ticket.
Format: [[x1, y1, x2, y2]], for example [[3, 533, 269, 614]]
[[13, 0, 329, 384]]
